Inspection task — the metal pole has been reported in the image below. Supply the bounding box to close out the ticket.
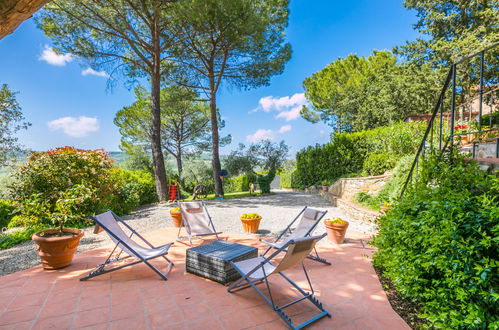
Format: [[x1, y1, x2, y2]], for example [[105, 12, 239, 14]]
[[450, 64, 457, 146], [439, 95, 444, 150], [479, 51, 484, 130]]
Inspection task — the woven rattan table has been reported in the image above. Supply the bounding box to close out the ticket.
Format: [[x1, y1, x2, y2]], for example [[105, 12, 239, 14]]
[[186, 240, 258, 285]]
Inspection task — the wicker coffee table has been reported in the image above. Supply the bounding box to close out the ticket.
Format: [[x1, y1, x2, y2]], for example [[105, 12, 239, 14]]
[[186, 240, 258, 285]]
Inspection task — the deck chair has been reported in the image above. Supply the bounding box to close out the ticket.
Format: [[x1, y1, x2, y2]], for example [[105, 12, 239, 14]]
[[228, 234, 331, 330], [80, 210, 174, 281], [261, 207, 330, 265], [177, 201, 222, 245]]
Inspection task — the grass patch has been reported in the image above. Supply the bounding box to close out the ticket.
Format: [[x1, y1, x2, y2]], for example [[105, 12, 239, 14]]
[[0, 224, 47, 250], [185, 191, 263, 201]]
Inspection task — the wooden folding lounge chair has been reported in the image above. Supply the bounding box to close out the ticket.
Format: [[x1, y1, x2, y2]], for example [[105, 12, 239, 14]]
[[80, 210, 174, 281], [261, 206, 330, 265], [177, 201, 222, 246], [228, 234, 331, 330]]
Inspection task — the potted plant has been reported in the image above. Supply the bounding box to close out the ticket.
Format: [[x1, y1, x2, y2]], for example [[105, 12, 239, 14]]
[[320, 180, 330, 192], [324, 217, 349, 244], [169, 207, 183, 227], [380, 201, 393, 212], [240, 213, 262, 233], [31, 198, 84, 270]]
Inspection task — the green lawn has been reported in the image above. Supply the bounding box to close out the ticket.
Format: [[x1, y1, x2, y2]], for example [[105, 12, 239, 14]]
[[184, 191, 263, 201]]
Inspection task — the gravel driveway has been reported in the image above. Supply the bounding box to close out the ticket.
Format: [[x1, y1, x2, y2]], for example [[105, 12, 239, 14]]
[[0, 190, 375, 277]]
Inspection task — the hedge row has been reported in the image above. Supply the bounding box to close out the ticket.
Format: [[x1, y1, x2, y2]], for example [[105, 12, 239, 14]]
[[294, 122, 425, 187], [224, 174, 256, 193]]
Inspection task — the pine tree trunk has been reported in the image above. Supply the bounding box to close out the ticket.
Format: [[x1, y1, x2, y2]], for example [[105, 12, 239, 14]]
[[150, 11, 168, 201], [209, 90, 223, 197], [176, 146, 184, 191]]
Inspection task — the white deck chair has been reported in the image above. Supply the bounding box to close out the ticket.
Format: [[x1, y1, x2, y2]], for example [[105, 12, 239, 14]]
[[80, 210, 174, 281], [177, 201, 222, 245], [228, 234, 331, 329], [261, 207, 330, 265]]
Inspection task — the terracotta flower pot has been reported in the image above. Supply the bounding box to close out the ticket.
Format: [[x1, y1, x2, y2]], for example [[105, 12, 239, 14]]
[[32, 228, 84, 270], [170, 210, 183, 227], [240, 217, 262, 233], [324, 220, 349, 244]]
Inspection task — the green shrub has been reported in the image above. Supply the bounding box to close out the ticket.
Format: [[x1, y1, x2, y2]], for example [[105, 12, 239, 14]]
[[355, 155, 414, 210], [11, 147, 114, 227], [295, 122, 424, 187], [224, 174, 256, 193], [481, 112, 499, 126], [362, 152, 397, 176], [280, 170, 302, 189], [373, 152, 499, 328], [0, 200, 16, 228], [257, 171, 275, 194], [0, 224, 47, 250], [109, 168, 157, 214]]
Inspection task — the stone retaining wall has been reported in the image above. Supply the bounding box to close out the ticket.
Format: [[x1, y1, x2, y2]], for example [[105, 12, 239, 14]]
[[329, 174, 391, 201]]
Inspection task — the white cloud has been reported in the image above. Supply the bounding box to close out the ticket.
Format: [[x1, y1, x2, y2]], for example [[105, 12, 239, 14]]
[[246, 129, 275, 143], [276, 106, 302, 121], [82, 68, 109, 78], [251, 93, 308, 121], [47, 116, 99, 138], [278, 125, 292, 134], [39, 45, 73, 66]]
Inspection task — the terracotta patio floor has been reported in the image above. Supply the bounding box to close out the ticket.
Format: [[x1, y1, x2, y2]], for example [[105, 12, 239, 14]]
[[0, 228, 409, 329]]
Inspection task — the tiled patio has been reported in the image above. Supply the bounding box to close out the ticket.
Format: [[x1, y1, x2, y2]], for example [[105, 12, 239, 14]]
[[0, 228, 409, 329]]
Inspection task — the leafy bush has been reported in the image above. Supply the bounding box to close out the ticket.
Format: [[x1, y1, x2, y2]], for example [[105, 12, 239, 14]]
[[373, 152, 499, 328], [11, 147, 113, 228], [257, 172, 275, 194], [355, 155, 414, 210], [481, 112, 499, 126], [280, 170, 302, 189], [109, 168, 157, 215], [362, 152, 397, 176], [0, 200, 16, 228], [224, 174, 256, 193], [295, 122, 424, 186], [0, 224, 47, 250], [10, 147, 157, 232]]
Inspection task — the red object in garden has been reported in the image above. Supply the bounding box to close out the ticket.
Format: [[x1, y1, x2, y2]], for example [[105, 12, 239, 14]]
[[168, 185, 179, 202]]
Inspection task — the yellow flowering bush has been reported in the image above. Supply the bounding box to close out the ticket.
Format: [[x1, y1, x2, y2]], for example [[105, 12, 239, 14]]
[[241, 213, 261, 219], [324, 217, 347, 224]]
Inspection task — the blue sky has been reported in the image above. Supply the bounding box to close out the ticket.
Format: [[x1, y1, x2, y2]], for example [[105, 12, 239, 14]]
[[0, 0, 420, 155]]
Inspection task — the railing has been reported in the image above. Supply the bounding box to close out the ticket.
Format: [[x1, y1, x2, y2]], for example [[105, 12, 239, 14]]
[[400, 42, 499, 197]]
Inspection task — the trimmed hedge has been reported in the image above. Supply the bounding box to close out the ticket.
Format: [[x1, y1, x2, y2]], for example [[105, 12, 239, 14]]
[[295, 122, 424, 186], [224, 174, 256, 193], [373, 152, 499, 328], [280, 170, 302, 189]]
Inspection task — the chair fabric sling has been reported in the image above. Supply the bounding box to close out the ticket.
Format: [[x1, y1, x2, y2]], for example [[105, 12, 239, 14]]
[[177, 201, 222, 245], [261, 206, 330, 265], [228, 234, 331, 330], [80, 210, 174, 281]]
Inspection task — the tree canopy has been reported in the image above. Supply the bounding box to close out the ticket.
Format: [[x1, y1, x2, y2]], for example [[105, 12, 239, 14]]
[[224, 140, 288, 193], [301, 51, 441, 131], [396, 0, 498, 65], [169, 0, 292, 196], [0, 84, 30, 165], [36, 0, 179, 201], [115, 86, 228, 188]]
